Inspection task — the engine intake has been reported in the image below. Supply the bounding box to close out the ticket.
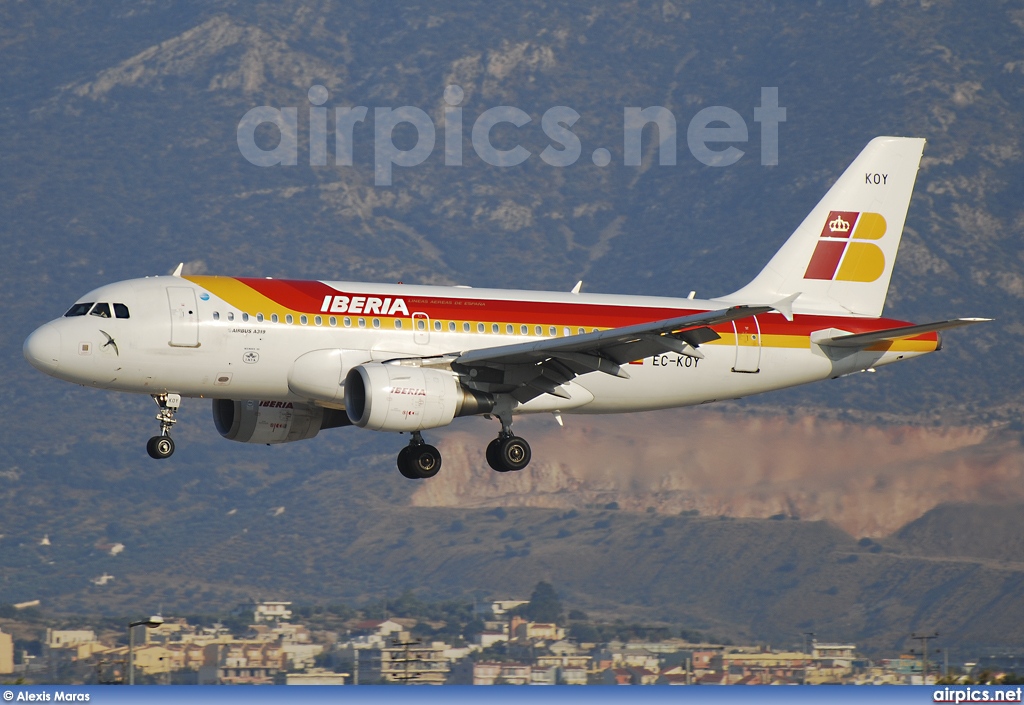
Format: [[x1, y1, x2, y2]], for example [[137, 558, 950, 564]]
[[344, 363, 493, 431], [213, 399, 350, 444]]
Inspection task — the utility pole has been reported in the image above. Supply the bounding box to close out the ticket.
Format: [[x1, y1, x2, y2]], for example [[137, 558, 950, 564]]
[[911, 633, 939, 685]]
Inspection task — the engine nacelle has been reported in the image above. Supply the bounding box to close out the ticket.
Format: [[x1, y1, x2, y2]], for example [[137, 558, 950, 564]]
[[344, 363, 493, 432], [212, 399, 350, 444]]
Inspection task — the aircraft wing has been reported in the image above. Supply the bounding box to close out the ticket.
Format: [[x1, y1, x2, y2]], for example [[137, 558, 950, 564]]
[[451, 305, 771, 402], [814, 317, 991, 349]]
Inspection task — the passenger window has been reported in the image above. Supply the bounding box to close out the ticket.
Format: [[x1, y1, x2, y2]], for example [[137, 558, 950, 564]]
[[492, 323, 499, 333], [448, 321, 456, 332], [329, 317, 337, 326], [300, 315, 308, 325], [227, 312, 235, 321], [434, 320, 442, 331], [113, 303, 130, 319], [90, 303, 111, 318], [285, 314, 293, 324], [373, 318, 380, 328], [256, 313, 264, 322], [506, 324, 513, 334], [395, 319, 403, 329], [271, 314, 279, 323], [314, 315, 322, 326], [64, 302, 94, 317], [535, 326, 542, 336], [521, 325, 528, 335], [477, 323, 485, 333], [358, 318, 366, 328], [213, 312, 220, 321], [463, 322, 470, 332], [417, 319, 426, 331]]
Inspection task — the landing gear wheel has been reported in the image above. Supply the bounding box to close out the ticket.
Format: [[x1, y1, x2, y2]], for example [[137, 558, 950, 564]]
[[397, 439, 442, 479], [408, 444, 442, 478], [146, 435, 175, 459], [486, 438, 508, 472], [397, 446, 418, 479], [498, 435, 531, 472]]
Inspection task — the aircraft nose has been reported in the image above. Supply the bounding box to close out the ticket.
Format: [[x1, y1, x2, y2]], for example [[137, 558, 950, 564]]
[[24, 323, 61, 372]]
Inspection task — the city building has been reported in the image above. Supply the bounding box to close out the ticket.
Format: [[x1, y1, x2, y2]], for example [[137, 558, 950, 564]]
[[284, 669, 349, 685], [0, 629, 13, 675], [374, 635, 450, 685], [198, 641, 285, 685]]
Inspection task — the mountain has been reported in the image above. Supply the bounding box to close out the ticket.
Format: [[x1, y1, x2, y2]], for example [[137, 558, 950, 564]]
[[1, 0, 1023, 656]]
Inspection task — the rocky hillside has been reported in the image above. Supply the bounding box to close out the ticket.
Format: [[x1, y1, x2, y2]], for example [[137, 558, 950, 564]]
[[412, 410, 1024, 537]]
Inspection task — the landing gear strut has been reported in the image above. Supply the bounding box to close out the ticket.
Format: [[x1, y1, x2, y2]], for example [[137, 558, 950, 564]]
[[147, 393, 180, 460], [396, 431, 442, 479], [485, 412, 531, 473]]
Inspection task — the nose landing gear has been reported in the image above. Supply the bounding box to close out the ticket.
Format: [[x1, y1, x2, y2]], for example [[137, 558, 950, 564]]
[[397, 431, 442, 479], [147, 393, 180, 459]]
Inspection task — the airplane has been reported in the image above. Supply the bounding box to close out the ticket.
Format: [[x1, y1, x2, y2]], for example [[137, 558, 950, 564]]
[[24, 136, 989, 478]]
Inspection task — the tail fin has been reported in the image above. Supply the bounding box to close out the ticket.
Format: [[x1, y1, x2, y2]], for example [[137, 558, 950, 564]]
[[718, 136, 926, 317]]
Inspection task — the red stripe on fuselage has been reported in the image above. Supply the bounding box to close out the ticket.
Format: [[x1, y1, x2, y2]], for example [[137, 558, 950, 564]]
[[236, 278, 936, 342]]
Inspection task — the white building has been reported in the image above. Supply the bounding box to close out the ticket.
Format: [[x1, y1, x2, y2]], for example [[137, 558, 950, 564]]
[[253, 601, 292, 623]]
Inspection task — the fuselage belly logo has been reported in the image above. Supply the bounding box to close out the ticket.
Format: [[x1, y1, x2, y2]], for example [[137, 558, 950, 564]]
[[804, 210, 887, 282]]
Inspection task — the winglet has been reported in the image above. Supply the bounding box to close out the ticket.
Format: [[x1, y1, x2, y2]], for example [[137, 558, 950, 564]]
[[172, 263, 184, 277], [571, 281, 583, 294], [771, 292, 801, 322]]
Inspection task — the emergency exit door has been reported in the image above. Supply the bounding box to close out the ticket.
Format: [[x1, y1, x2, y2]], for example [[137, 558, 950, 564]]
[[167, 287, 199, 347], [731, 316, 761, 373]]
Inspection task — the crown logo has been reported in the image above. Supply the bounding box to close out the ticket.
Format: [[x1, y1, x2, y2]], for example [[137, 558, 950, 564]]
[[828, 215, 851, 233]]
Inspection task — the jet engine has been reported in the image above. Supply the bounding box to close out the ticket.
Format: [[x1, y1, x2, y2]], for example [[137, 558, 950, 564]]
[[344, 363, 493, 432], [212, 399, 350, 444]]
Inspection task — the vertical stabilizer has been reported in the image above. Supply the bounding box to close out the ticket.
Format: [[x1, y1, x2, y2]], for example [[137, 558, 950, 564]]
[[718, 136, 926, 317]]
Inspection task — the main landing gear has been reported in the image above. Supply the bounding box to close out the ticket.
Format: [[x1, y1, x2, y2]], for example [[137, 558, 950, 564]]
[[485, 415, 532, 473], [397, 431, 442, 479], [393, 423, 533, 479], [485, 435, 531, 472], [146, 393, 180, 460]]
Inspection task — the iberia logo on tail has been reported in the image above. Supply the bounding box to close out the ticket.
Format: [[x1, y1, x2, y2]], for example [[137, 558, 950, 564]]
[[803, 210, 887, 282]]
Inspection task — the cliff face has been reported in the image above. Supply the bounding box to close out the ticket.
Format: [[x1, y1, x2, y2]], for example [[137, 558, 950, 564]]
[[412, 411, 1024, 537]]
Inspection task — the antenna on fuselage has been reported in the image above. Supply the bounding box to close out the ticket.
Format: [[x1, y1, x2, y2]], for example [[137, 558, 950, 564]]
[[571, 281, 583, 294], [171, 263, 184, 277]]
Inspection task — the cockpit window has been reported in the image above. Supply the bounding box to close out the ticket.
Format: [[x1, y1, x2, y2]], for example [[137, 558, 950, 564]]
[[90, 303, 111, 318], [113, 303, 130, 319], [64, 302, 94, 317]]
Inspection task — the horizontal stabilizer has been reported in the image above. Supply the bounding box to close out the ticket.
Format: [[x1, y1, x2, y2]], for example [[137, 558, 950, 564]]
[[814, 318, 991, 349]]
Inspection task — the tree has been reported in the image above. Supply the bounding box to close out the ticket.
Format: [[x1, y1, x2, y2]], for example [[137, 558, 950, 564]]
[[523, 581, 563, 624]]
